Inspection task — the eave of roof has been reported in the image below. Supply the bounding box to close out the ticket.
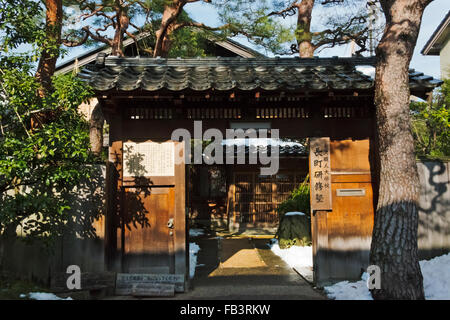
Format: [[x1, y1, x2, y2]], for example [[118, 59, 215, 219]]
[[54, 32, 152, 75], [421, 10, 450, 55], [78, 55, 442, 96]]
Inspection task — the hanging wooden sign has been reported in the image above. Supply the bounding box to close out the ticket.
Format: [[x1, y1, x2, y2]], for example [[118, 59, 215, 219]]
[[309, 137, 332, 212]]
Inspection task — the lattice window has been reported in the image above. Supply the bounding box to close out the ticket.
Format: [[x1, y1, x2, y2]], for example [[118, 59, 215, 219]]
[[322, 106, 370, 118], [255, 107, 310, 119], [233, 172, 307, 224], [126, 108, 173, 120], [186, 108, 242, 119]]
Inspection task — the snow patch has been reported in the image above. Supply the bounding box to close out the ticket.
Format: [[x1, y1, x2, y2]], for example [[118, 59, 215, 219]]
[[324, 275, 373, 300], [270, 240, 312, 268], [189, 228, 205, 237], [24, 292, 73, 300], [221, 138, 303, 148], [420, 252, 450, 300], [323, 253, 450, 300], [189, 242, 201, 279], [356, 65, 375, 79], [284, 211, 305, 216], [270, 238, 450, 300]]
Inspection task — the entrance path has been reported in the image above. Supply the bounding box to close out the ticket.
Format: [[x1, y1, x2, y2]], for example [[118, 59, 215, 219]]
[[170, 236, 326, 300]]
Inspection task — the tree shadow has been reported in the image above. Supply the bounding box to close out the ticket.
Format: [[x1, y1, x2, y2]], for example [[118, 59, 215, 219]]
[[416, 161, 450, 259], [417, 161, 447, 215], [121, 144, 153, 231]]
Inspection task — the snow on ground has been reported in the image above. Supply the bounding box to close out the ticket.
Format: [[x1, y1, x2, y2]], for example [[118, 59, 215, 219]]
[[324, 274, 373, 300], [189, 242, 201, 279], [420, 252, 450, 299], [189, 228, 205, 237], [284, 211, 305, 216], [324, 253, 450, 300], [221, 138, 304, 148], [270, 239, 450, 300], [21, 292, 72, 300], [270, 239, 312, 268]]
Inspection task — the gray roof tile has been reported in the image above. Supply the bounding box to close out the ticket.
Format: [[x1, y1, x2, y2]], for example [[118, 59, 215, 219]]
[[79, 56, 442, 94]]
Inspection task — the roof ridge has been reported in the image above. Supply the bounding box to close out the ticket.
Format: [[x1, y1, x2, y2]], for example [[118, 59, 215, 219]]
[[98, 55, 377, 68]]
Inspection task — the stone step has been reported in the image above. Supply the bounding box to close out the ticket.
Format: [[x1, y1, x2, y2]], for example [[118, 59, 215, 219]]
[[118, 283, 175, 297], [51, 271, 116, 293], [56, 285, 115, 300], [116, 273, 185, 294]]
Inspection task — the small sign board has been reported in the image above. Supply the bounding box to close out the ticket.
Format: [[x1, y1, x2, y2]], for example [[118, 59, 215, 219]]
[[309, 137, 332, 212], [115, 273, 185, 294], [130, 283, 175, 297]]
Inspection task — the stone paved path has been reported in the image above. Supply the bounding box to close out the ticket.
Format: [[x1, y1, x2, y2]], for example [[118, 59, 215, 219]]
[[106, 232, 326, 300], [169, 235, 326, 300]]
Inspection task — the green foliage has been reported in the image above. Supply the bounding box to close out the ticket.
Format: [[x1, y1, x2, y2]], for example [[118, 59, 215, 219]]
[[411, 79, 450, 160], [0, 0, 44, 52], [0, 274, 48, 300], [276, 215, 311, 249], [275, 175, 311, 249], [0, 0, 97, 243], [62, 0, 292, 57], [0, 68, 96, 243], [168, 28, 206, 58], [216, 0, 294, 54], [276, 175, 310, 219]]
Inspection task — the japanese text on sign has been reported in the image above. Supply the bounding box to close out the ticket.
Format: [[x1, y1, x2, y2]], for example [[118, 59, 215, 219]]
[[310, 137, 332, 211]]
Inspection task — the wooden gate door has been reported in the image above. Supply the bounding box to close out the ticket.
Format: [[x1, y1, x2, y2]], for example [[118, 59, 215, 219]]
[[120, 141, 186, 278], [311, 138, 375, 286], [122, 186, 175, 273]]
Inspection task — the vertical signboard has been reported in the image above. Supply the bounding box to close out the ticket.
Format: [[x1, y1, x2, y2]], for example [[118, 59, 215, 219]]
[[310, 137, 332, 212]]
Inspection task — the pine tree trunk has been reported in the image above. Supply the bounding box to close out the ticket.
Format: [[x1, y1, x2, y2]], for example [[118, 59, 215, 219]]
[[370, 0, 432, 300], [90, 103, 104, 157], [296, 0, 315, 58], [110, 5, 128, 56], [35, 0, 63, 95], [154, 1, 182, 58]]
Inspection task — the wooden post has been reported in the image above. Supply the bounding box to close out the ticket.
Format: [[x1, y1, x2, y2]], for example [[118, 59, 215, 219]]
[[309, 137, 332, 286], [174, 142, 187, 287], [105, 110, 123, 272]]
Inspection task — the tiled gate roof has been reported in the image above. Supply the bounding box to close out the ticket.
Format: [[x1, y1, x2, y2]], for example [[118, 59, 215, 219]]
[[79, 55, 442, 94]]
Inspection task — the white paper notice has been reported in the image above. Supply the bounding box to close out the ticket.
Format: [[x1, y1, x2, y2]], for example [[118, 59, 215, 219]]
[[123, 141, 175, 177]]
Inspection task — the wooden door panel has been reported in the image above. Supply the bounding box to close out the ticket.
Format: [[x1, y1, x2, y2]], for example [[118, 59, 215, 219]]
[[122, 186, 175, 273]]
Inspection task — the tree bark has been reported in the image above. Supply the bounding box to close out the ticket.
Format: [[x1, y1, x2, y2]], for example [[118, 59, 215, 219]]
[[90, 103, 105, 157], [154, 1, 184, 57], [110, 4, 129, 57], [35, 0, 63, 95], [296, 0, 315, 58], [370, 0, 432, 300]]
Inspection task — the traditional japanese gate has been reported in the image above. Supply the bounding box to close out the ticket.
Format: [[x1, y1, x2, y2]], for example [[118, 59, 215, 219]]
[[88, 55, 439, 289]]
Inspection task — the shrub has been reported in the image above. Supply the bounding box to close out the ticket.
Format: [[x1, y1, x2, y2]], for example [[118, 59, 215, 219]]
[[276, 175, 310, 218], [275, 175, 311, 248]]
